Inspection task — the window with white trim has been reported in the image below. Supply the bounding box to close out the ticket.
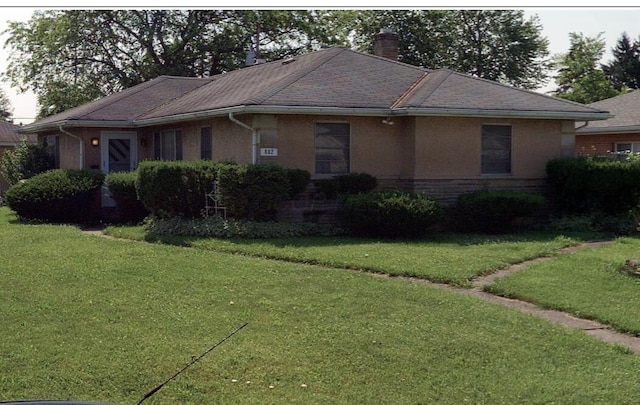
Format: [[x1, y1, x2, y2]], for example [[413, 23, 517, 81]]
[[153, 129, 183, 161], [481, 124, 512, 174], [315, 123, 350, 175]]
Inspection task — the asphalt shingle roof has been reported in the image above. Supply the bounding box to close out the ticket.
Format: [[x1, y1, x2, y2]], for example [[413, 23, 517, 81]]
[[21, 47, 610, 133], [577, 90, 640, 133], [0, 121, 35, 145]]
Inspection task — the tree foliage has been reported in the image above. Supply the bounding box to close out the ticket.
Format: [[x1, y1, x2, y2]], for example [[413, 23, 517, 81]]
[[602, 32, 640, 90], [0, 89, 12, 122], [552, 32, 620, 104], [347, 9, 550, 90], [0, 137, 54, 186], [3, 10, 348, 118]]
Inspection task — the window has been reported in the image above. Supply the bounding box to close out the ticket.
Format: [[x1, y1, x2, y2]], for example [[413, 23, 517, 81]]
[[315, 123, 350, 174], [200, 127, 212, 160], [481, 125, 511, 174], [153, 129, 182, 160]]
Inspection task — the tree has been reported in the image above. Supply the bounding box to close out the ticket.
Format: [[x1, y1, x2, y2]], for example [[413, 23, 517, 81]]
[[0, 89, 13, 122], [552, 32, 619, 104], [3, 10, 348, 118], [0, 137, 54, 186], [602, 32, 640, 90], [346, 9, 550, 90]]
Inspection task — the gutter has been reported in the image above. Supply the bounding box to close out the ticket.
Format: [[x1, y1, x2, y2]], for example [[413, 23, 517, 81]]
[[58, 125, 84, 169], [228, 112, 259, 164]]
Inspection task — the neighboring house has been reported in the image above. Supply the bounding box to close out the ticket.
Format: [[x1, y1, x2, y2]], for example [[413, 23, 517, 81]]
[[18, 30, 611, 208], [0, 121, 36, 195], [575, 90, 640, 157]]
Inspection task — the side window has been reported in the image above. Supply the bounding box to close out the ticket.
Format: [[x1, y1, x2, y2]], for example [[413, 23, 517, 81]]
[[481, 124, 511, 174], [153, 129, 183, 160], [200, 127, 212, 160], [315, 122, 350, 175]]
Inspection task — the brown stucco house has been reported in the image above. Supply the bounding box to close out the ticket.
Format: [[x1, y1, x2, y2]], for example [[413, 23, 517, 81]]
[[18, 31, 611, 209], [0, 121, 36, 194], [575, 90, 640, 156]]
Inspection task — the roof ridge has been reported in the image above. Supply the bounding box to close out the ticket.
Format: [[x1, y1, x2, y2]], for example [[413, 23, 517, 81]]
[[447, 71, 607, 113], [59, 76, 172, 120], [391, 69, 447, 109], [244, 47, 347, 105], [131, 76, 215, 119]]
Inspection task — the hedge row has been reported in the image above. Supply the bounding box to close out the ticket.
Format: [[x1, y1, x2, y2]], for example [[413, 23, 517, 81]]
[[547, 157, 640, 214]]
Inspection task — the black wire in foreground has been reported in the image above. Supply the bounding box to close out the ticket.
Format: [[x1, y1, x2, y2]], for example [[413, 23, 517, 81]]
[[136, 322, 249, 405]]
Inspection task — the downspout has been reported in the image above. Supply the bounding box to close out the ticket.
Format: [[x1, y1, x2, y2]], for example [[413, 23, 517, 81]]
[[228, 112, 259, 164], [58, 125, 84, 169], [575, 121, 589, 130]]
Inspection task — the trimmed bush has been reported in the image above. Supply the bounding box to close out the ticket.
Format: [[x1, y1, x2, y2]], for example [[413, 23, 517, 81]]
[[104, 171, 148, 223], [314, 172, 378, 199], [342, 190, 443, 239], [285, 168, 311, 198], [136, 160, 223, 219], [4, 169, 104, 223], [453, 190, 546, 234], [217, 163, 290, 221], [547, 157, 640, 215]]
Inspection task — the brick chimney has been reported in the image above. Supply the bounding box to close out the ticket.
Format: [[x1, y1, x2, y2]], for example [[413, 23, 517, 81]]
[[374, 28, 399, 61]]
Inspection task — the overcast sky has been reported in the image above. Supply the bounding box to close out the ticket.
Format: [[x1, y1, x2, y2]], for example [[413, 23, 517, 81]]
[[1, 6, 639, 125]]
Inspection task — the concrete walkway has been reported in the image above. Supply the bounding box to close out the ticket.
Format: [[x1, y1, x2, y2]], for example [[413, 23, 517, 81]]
[[435, 240, 640, 354]]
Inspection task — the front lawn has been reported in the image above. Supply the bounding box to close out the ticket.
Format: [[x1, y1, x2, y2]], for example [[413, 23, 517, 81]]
[[3, 207, 640, 404], [106, 225, 588, 286], [487, 236, 640, 335]]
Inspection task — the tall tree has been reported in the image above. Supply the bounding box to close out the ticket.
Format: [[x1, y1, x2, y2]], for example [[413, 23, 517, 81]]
[[552, 32, 619, 104], [3, 10, 347, 118], [602, 32, 640, 90], [0, 89, 12, 122], [347, 9, 550, 90]]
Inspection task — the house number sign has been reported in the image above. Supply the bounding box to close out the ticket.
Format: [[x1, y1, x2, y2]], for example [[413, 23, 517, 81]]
[[260, 148, 278, 157]]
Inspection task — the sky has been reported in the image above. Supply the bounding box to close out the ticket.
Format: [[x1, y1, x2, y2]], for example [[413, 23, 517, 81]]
[[1, 6, 640, 125]]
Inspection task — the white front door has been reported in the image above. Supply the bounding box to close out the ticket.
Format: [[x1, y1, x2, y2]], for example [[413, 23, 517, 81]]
[[101, 131, 137, 207]]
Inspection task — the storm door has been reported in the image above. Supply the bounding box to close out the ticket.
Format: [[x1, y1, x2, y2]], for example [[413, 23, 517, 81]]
[[100, 131, 137, 207]]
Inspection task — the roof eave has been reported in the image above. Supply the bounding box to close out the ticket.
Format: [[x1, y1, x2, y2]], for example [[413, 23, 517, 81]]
[[19, 119, 135, 133], [576, 125, 640, 135], [134, 105, 395, 126], [395, 107, 612, 121]]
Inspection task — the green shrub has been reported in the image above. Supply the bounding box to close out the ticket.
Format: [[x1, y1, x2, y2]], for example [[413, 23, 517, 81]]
[[285, 168, 311, 198], [104, 171, 148, 223], [4, 169, 104, 223], [342, 190, 443, 239], [547, 157, 640, 215], [453, 190, 546, 234], [314, 172, 378, 199], [144, 216, 343, 239], [217, 163, 290, 221], [136, 160, 222, 219], [0, 137, 54, 186]]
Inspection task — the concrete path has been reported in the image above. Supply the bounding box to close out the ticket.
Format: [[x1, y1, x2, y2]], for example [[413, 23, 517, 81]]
[[438, 240, 640, 354]]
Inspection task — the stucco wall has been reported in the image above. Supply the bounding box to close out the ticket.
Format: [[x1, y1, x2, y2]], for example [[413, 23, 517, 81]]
[[413, 116, 565, 179]]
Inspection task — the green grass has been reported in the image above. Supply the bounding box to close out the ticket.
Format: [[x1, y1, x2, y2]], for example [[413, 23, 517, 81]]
[[486, 236, 640, 335], [4, 207, 640, 404], [106, 225, 588, 286]]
